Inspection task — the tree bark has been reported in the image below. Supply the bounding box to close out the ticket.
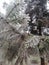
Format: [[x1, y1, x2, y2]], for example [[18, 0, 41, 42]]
[[40, 57, 45, 65], [38, 27, 42, 35]]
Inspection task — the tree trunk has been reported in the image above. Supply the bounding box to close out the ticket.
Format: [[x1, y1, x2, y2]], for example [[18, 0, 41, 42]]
[[38, 27, 42, 35], [40, 57, 45, 65]]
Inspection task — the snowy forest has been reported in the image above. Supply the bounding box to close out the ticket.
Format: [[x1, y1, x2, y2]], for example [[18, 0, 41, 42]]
[[0, 0, 49, 65]]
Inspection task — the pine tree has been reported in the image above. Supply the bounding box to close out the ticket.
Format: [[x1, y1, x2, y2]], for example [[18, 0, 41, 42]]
[[0, 0, 49, 65]]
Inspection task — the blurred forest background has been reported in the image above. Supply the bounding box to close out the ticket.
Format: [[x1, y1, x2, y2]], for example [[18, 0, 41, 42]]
[[0, 0, 49, 65]]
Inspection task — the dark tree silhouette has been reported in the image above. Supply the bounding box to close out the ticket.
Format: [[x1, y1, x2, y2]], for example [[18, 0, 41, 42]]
[[25, 0, 48, 35]]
